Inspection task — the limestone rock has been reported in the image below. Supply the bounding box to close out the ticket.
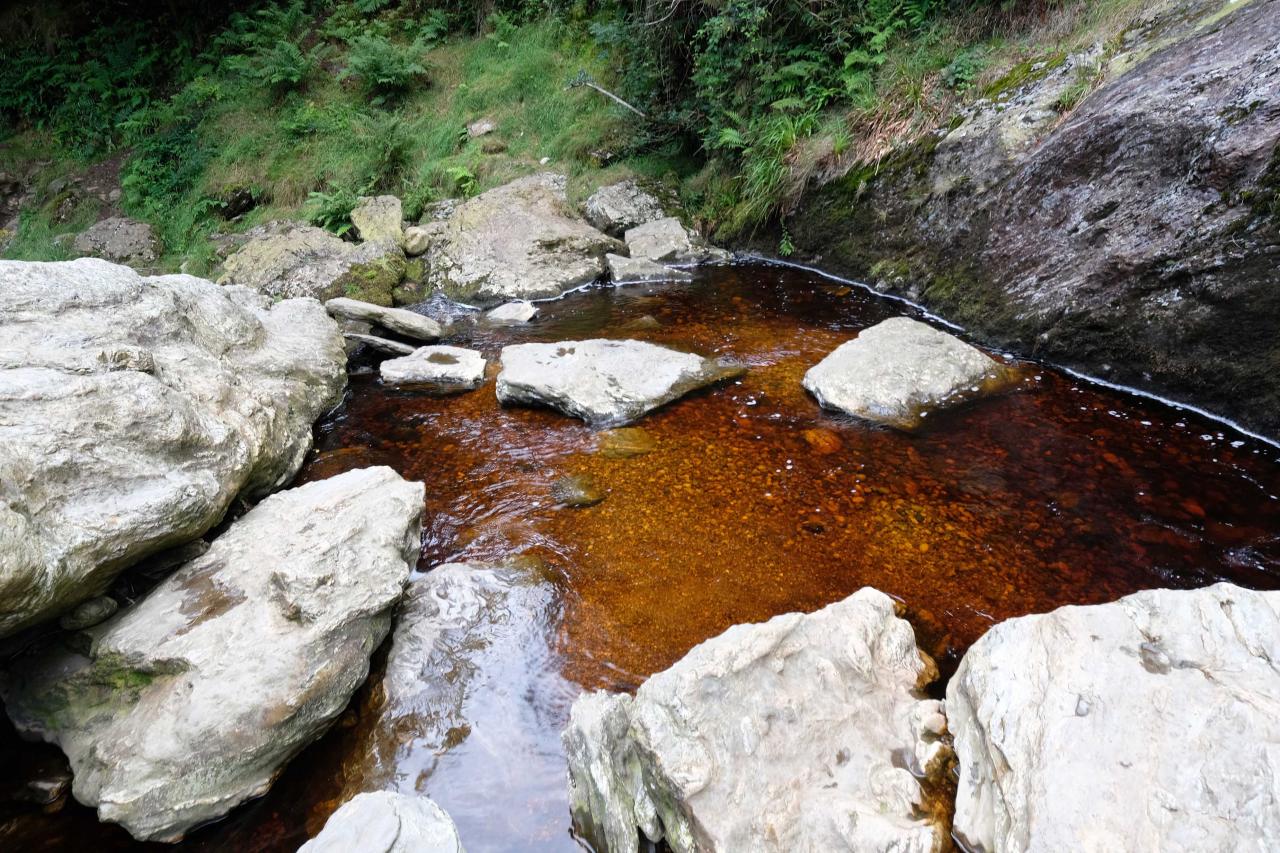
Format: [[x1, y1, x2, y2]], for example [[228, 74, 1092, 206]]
[[71, 217, 159, 268], [350, 196, 405, 248], [803, 316, 1012, 430], [219, 222, 406, 306], [344, 333, 416, 356], [562, 587, 950, 853], [0, 467, 424, 842], [379, 346, 485, 388], [0, 259, 346, 637], [325, 297, 442, 342], [949, 583, 1280, 853], [299, 792, 464, 853], [624, 217, 692, 261], [496, 339, 744, 427], [605, 253, 692, 284], [485, 300, 538, 324], [426, 173, 622, 305], [584, 180, 666, 237]]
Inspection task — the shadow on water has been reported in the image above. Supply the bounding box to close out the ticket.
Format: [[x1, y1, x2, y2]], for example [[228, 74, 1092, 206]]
[[3, 262, 1279, 851]]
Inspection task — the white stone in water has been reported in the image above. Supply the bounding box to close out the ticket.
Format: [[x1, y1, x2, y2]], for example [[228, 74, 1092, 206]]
[[803, 316, 1011, 429], [326, 297, 442, 341], [0, 467, 424, 842], [0, 258, 346, 637], [298, 791, 464, 853], [562, 587, 950, 853], [948, 582, 1280, 853], [485, 300, 539, 324], [496, 339, 744, 427], [379, 345, 486, 388], [605, 253, 692, 284]]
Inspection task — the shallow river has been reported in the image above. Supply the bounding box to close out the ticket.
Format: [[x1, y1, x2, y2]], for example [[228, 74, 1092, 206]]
[[4, 262, 1279, 851]]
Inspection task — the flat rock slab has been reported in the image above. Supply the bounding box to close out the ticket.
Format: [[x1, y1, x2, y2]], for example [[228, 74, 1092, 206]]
[[344, 333, 415, 356], [427, 173, 622, 305], [496, 339, 744, 427], [379, 345, 486, 388], [605, 253, 692, 284], [0, 259, 346, 638], [0, 467, 424, 842], [803, 316, 1012, 429], [326, 297, 442, 341], [948, 582, 1280, 853], [563, 587, 950, 853], [299, 792, 464, 853]]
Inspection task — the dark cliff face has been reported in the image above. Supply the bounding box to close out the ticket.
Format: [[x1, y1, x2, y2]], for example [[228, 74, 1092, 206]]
[[790, 0, 1280, 438]]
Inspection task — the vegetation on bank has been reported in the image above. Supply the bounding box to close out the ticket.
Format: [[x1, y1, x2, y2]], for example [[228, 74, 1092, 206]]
[[0, 0, 1154, 272]]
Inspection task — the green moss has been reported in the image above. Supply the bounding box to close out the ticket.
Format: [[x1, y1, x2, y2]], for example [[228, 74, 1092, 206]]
[[338, 252, 405, 306], [981, 51, 1066, 99]]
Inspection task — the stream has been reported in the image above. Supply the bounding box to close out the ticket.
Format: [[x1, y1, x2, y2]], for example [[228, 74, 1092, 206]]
[[3, 261, 1279, 851]]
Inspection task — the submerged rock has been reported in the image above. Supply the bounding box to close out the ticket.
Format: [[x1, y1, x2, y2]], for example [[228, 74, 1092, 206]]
[[299, 792, 464, 853], [485, 300, 538, 324], [496, 339, 744, 427], [426, 173, 622, 305], [379, 345, 486, 388], [347, 562, 573, 848], [551, 473, 605, 508], [584, 180, 666, 237], [350, 195, 404, 248], [803, 316, 1011, 429], [0, 259, 345, 638], [605, 253, 692, 284], [562, 586, 950, 853], [0, 467, 424, 842], [949, 582, 1280, 853], [325, 297, 443, 342], [219, 222, 406, 305], [71, 217, 159, 268], [596, 426, 657, 459]]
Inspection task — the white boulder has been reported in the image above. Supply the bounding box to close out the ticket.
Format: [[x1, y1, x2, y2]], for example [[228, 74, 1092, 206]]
[[379, 346, 486, 388], [485, 300, 539, 324], [496, 339, 744, 426], [584, 180, 666, 237], [0, 259, 346, 637], [562, 587, 950, 853], [325, 297, 442, 341], [299, 792, 464, 853], [803, 316, 1012, 429], [0, 467, 424, 842], [948, 582, 1280, 853]]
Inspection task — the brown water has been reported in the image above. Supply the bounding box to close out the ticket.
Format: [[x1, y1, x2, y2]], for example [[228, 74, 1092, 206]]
[[3, 262, 1279, 851]]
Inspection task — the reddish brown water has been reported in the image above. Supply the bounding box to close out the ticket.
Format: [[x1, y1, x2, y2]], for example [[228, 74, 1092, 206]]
[[3, 262, 1279, 851]]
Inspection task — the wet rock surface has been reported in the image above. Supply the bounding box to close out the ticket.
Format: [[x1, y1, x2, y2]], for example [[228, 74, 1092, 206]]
[[496, 338, 744, 426], [605, 253, 691, 284], [551, 473, 605, 508], [219, 222, 406, 305], [484, 300, 538, 324], [298, 792, 464, 853], [426, 173, 621, 305], [379, 345, 486, 388], [563, 587, 950, 853], [0, 467, 423, 842], [803, 316, 1013, 429], [790, 0, 1280, 436], [949, 582, 1280, 852], [0, 259, 346, 637]]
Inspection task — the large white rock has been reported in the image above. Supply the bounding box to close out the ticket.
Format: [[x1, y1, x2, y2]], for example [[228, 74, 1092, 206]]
[[0, 467, 424, 842], [606, 253, 692, 284], [948, 583, 1280, 853], [426, 173, 622, 305], [803, 316, 1011, 429], [496, 339, 744, 427], [484, 300, 538, 324], [379, 346, 486, 388], [325, 297, 442, 341], [562, 587, 951, 853], [624, 216, 694, 261], [584, 180, 666, 237], [0, 259, 346, 637], [299, 791, 464, 853]]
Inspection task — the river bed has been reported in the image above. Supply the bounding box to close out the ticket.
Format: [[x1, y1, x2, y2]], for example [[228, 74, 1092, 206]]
[[3, 261, 1279, 851]]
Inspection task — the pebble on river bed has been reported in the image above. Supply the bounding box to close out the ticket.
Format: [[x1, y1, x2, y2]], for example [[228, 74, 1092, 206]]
[[552, 473, 606, 507]]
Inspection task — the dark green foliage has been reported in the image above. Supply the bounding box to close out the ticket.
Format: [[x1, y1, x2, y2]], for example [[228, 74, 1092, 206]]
[[340, 35, 430, 101]]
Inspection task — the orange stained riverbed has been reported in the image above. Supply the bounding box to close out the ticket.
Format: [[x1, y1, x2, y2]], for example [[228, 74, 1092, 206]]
[[3, 262, 1279, 851]]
